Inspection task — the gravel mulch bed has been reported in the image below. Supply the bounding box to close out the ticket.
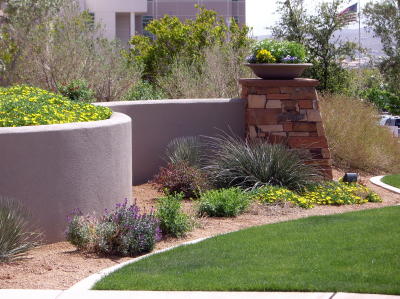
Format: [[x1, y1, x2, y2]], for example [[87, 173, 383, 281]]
[[0, 169, 399, 290]]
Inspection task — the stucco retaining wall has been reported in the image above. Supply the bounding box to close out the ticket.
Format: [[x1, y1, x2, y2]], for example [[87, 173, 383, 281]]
[[98, 99, 246, 184], [0, 112, 132, 242]]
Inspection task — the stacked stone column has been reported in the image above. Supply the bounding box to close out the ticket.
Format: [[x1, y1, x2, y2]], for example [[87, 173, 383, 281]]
[[240, 78, 333, 179]]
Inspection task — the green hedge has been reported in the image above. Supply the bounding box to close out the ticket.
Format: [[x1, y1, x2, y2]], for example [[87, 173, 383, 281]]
[[0, 85, 112, 127]]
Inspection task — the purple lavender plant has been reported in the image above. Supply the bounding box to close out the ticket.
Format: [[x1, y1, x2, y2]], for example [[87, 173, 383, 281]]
[[96, 199, 161, 256], [282, 55, 300, 63]]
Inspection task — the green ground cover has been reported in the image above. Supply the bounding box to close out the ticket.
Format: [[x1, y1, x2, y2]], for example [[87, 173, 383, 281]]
[[381, 175, 400, 189], [94, 206, 400, 295]]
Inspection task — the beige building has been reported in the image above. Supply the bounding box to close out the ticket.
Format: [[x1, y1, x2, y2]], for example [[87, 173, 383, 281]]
[[79, 0, 246, 45]]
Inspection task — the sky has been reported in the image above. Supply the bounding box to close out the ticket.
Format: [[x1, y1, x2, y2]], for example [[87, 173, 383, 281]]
[[246, 0, 365, 37]]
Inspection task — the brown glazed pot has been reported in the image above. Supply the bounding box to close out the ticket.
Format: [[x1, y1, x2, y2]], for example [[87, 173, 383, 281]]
[[245, 63, 313, 80]]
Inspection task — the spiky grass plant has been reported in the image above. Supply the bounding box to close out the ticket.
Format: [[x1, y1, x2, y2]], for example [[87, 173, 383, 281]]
[[204, 134, 322, 192], [0, 197, 41, 262], [165, 136, 203, 168]]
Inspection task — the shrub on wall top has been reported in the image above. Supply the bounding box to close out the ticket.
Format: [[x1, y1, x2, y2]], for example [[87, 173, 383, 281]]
[[0, 85, 112, 127]]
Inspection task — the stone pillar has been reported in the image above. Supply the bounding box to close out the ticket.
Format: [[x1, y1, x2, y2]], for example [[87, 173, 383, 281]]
[[239, 78, 333, 179]]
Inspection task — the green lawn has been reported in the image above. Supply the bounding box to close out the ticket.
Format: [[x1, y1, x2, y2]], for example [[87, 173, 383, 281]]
[[382, 174, 400, 189], [94, 207, 400, 295]]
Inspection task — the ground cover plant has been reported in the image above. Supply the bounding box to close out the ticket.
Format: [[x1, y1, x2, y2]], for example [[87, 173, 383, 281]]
[[0, 85, 112, 127], [320, 94, 400, 173], [93, 206, 400, 294], [156, 193, 192, 238], [197, 187, 251, 217], [204, 134, 321, 192], [381, 174, 400, 189], [252, 181, 381, 209], [0, 197, 41, 262], [66, 200, 160, 256]]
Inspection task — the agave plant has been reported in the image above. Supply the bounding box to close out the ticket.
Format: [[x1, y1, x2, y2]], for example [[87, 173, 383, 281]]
[[204, 133, 322, 192], [0, 197, 42, 262], [165, 136, 204, 168]]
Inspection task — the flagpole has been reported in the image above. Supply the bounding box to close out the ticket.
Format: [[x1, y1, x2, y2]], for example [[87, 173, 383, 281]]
[[358, 0, 361, 69]]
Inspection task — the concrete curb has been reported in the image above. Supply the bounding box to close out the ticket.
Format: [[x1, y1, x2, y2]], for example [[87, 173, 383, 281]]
[[370, 176, 400, 194], [0, 290, 399, 299], [67, 237, 209, 291]]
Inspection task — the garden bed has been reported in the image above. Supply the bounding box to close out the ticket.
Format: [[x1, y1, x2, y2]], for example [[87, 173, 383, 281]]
[[0, 169, 399, 290]]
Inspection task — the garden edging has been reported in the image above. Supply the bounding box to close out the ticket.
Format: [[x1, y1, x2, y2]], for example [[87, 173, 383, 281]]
[[370, 176, 400, 194]]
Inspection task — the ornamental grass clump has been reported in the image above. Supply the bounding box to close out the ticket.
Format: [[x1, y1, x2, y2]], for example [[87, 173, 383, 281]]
[[165, 136, 204, 168], [204, 134, 321, 192], [247, 39, 308, 64], [0, 85, 112, 127], [156, 193, 192, 238], [197, 187, 251, 217], [66, 200, 161, 257], [0, 197, 41, 262]]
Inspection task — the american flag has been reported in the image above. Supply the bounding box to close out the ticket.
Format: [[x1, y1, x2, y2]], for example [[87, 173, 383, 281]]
[[338, 3, 358, 23]]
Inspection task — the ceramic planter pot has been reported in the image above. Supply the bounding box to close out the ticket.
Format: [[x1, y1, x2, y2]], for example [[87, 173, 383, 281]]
[[245, 63, 312, 80]]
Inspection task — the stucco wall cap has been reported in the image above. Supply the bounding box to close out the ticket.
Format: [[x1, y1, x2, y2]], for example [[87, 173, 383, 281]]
[[96, 98, 245, 107], [0, 112, 131, 134]]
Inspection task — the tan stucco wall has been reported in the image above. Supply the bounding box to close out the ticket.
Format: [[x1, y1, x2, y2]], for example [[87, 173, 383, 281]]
[[98, 98, 246, 185], [0, 113, 132, 242]]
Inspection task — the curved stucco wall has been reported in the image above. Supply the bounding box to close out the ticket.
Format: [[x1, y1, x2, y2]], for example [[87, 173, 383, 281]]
[[98, 98, 246, 185], [0, 112, 132, 242]]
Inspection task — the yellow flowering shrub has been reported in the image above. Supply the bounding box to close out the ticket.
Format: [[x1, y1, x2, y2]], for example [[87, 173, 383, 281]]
[[253, 182, 381, 209], [303, 182, 382, 205], [255, 49, 276, 63], [0, 86, 112, 127], [252, 186, 313, 209]]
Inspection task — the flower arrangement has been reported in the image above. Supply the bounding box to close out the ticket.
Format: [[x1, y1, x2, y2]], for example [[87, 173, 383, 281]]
[[247, 39, 308, 64], [0, 85, 112, 127]]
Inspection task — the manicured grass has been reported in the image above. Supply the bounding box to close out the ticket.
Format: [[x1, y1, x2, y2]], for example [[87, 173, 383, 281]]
[[382, 174, 400, 189], [93, 207, 400, 295]]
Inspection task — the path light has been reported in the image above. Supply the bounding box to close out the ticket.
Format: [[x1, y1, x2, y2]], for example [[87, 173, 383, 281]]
[[343, 173, 358, 183]]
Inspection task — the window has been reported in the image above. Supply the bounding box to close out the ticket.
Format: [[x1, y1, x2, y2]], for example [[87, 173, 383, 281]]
[[233, 16, 239, 24], [142, 16, 154, 37]]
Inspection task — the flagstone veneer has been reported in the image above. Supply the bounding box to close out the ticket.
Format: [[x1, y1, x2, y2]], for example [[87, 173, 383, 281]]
[[240, 78, 333, 179]]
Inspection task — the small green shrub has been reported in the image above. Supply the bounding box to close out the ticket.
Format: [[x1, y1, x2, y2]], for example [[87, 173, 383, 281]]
[[247, 39, 308, 64], [0, 85, 112, 127], [152, 162, 210, 199], [156, 193, 191, 238], [65, 210, 97, 251], [165, 136, 203, 167], [205, 134, 321, 192], [122, 81, 165, 101], [0, 197, 41, 262], [66, 200, 161, 256], [197, 188, 250, 217], [58, 79, 95, 102]]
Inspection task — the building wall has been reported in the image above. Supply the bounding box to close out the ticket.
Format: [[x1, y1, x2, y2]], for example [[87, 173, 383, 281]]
[[79, 0, 245, 40], [138, 0, 246, 35]]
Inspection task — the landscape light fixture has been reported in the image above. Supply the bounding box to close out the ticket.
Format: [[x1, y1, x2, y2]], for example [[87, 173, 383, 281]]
[[343, 173, 358, 183]]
